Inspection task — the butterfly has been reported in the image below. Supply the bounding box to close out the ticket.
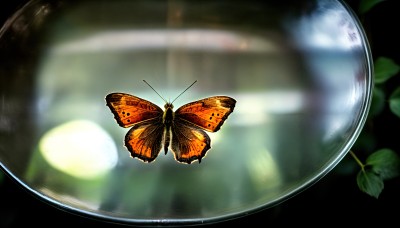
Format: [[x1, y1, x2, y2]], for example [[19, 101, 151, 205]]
[[105, 80, 236, 164]]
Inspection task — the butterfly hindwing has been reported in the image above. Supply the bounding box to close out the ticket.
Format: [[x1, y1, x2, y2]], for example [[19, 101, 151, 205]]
[[106, 93, 163, 128], [124, 118, 165, 163], [171, 120, 211, 164], [175, 96, 236, 132]]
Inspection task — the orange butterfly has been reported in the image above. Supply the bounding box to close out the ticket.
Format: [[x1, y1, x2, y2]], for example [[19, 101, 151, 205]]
[[105, 80, 236, 164]]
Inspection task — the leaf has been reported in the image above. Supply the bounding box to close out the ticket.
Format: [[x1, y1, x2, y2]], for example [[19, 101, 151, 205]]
[[389, 87, 400, 118], [357, 170, 384, 198], [366, 148, 400, 180], [374, 57, 400, 84], [358, 0, 386, 14], [368, 86, 385, 117]]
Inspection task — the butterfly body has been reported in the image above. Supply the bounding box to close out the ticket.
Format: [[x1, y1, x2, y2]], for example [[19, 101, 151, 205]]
[[106, 92, 236, 164]]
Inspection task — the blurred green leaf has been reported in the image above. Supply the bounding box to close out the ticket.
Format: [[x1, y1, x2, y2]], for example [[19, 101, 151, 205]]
[[389, 87, 400, 118], [374, 57, 400, 84], [358, 0, 385, 14], [369, 86, 385, 117], [357, 169, 383, 198], [366, 148, 400, 180]]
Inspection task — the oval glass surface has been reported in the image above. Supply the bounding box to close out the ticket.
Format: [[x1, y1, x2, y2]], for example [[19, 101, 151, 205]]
[[0, 0, 372, 226]]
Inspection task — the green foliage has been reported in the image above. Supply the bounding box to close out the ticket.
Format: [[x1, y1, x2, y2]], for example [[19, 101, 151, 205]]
[[358, 0, 386, 14], [366, 149, 400, 180], [353, 55, 400, 198], [374, 57, 400, 84], [356, 149, 400, 198], [349, 0, 400, 198], [357, 170, 383, 198], [389, 87, 400, 118]]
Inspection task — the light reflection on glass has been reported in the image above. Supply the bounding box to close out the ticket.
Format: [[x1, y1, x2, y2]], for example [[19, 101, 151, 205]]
[[233, 91, 304, 126], [40, 188, 101, 211], [39, 120, 118, 179], [286, 2, 362, 50], [50, 29, 281, 54], [247, 148, 281, 192]]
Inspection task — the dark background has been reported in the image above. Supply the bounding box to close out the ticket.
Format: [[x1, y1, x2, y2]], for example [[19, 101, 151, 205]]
[[1, 0, 399, 227]]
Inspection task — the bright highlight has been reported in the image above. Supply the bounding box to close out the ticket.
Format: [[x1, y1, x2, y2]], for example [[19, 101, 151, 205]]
[[39, 120, 118, 179]]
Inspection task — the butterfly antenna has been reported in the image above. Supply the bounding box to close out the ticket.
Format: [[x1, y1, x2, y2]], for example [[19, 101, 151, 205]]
[[171, 80, 197, 104], [143, 80, 167, 103]]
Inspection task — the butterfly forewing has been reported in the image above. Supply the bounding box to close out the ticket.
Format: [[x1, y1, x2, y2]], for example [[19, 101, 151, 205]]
[[171, 120, 211, 164], [175, 96, 236, 132], [106, 93, 164, 127]]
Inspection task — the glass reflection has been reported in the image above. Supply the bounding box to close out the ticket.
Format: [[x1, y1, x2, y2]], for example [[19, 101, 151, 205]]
[[39, 120, 117, 179], [51, 30, 280, 54]]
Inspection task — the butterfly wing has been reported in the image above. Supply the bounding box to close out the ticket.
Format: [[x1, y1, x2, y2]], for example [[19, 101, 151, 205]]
[[171, 120, 211, 164], [105, 93, 163, 128], [106, 93, 165, 162], [175, 96, 236, 132], [125, 118, 165, 163]]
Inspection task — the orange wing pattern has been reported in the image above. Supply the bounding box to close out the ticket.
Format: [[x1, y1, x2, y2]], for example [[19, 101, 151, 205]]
[[106, 93, 163, 128], [124, 118, 164, 163], [106, 91, 236, 164], [175, 96, 236, 132], [171, 121, 211, 164]]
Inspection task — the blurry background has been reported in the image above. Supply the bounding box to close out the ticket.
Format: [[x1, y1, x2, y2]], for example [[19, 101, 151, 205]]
[[1, 0, 399, 227]]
